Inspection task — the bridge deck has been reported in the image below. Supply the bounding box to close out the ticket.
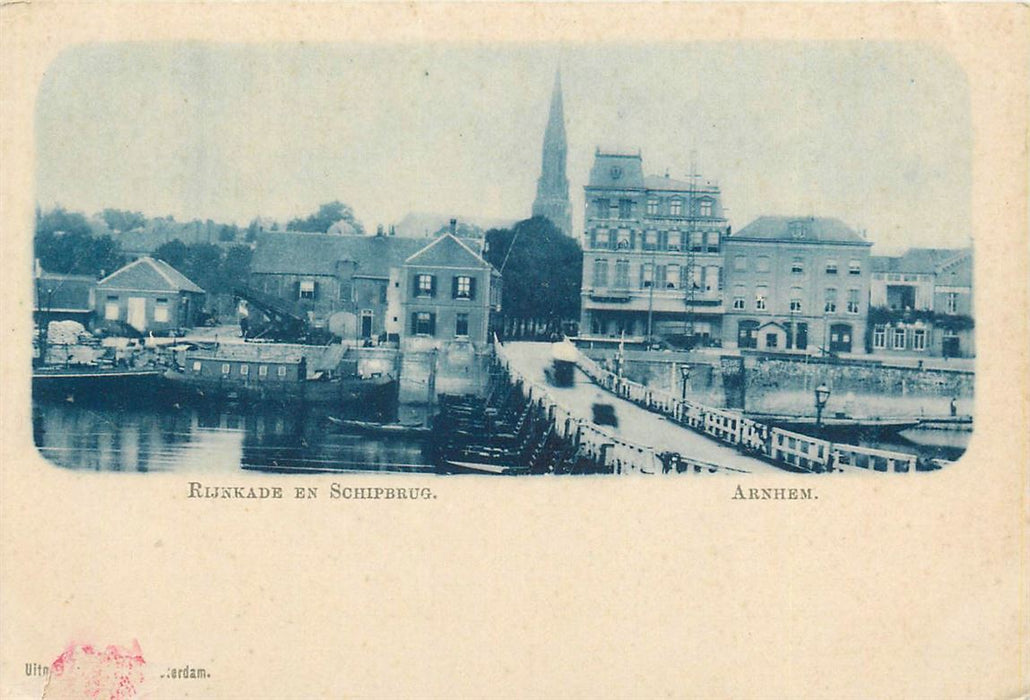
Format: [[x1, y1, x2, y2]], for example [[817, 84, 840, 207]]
[[502, 342, 785, 475]]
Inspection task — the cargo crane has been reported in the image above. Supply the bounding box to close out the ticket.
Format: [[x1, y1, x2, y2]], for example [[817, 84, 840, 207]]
[[233, 286, 332, 345]]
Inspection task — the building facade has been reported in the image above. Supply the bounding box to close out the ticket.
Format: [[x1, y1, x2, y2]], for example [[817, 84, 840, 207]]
[[579, 151, 728, 347], [869, 248, 974, 358], [249, 231, 425, 339], [721, 217, 872, 355], [531, 71, 573, 237], [95, 257, 205, 333], [400, 234, 502, 350]]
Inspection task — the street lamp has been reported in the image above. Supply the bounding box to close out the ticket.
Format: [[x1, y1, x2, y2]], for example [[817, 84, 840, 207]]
[[679, 364, 691, 400], [814, 383, 831, 428]]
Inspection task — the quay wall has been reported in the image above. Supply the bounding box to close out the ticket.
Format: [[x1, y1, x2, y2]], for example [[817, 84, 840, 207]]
[[582, 348, 974, 416], [398, 342, 491, 404]]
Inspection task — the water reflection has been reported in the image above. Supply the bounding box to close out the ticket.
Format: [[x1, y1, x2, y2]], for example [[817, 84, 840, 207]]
[[33, 399, 434, 474]]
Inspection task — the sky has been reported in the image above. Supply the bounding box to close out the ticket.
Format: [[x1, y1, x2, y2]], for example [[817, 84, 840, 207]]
[[35, 42, 971, 253]]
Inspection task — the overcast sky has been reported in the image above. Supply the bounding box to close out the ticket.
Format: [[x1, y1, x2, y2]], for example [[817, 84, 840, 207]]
[[35, 42, 970, 252]]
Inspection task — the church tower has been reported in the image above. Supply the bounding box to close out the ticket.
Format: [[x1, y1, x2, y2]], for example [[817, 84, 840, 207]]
[[532, 70, 573, 238]]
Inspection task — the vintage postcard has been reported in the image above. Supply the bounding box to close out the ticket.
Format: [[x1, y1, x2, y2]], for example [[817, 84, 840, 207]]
[[1, 3, 1027, 699]]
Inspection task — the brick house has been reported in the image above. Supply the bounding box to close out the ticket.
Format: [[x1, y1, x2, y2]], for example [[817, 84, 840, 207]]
[[95, 257, 205, 333], [399, 234, 502, 349]]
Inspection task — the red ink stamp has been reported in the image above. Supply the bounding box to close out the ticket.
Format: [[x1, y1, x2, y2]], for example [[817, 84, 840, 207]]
[[43, 640, 145, 700]]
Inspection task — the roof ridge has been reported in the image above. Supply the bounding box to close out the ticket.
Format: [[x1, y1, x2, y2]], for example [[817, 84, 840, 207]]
[[145, 256, 182, 290]]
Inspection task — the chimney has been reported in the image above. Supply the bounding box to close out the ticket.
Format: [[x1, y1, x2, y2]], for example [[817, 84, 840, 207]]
[[389, 225, 396, 236], [376, 224, 384, 237], [450, 218, 457, 236]]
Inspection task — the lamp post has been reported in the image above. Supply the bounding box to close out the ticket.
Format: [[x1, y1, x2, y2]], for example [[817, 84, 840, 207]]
[[679, 364, 691, 400], [814, 383, 831, 429]]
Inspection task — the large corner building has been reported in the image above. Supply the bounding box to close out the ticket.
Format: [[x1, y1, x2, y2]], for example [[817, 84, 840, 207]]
[[579, 150, 729, 347], [531, 71, 573, 237]]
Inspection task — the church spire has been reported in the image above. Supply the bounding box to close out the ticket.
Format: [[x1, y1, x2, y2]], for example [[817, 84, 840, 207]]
[[532, 69, 572, 238]]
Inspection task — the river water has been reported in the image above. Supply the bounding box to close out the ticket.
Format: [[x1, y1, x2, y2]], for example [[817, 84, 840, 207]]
[[33, 397, 435, 474], [32, 386, 970, 473]]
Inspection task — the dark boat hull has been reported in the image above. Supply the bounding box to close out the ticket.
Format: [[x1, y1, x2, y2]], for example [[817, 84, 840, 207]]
[[163, 370, 397, 406], [33, 367, 166, 403]]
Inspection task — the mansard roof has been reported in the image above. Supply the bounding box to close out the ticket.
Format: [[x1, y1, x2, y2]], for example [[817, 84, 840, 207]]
[[731, 216, 870, 246], [587, 152, 646, 189]]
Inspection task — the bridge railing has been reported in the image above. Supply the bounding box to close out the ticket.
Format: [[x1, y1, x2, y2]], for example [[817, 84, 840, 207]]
[[493, 338, 734, 475], [572, 344, 922, 474]]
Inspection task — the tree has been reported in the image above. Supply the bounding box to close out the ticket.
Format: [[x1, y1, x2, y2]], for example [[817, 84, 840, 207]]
[[484, 216, 582, 337], [100, 208, 146, 233], [287, 201, 365, 235], [220, 245, 253, 292], [218, 224, 238, 242], [34, 206, 124, 276], [153, 239, 189, 271]]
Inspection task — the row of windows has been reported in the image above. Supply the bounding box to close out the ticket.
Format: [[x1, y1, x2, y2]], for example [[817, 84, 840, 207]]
[[591, 259, 723, 292], [593, 197, 715, 219], [414, 274, 477, 300], [194, 361, 290, 378], [731, 256, 862, 276], [730, 287, 862, 314], [587, 228, 720, 253], [872, 326, 927, 351], [411, 311, 470, 338], [103, 296, 171, 322]]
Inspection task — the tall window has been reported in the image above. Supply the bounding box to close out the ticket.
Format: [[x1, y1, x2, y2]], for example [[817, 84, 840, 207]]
[[732, 286, 746, 310], [666, 264, 679, 289], [593, 259, 609, 288], [154, 298, 169, 323], [733, 255, 747, 272], [595, 199, 610, 218], [848, 260, 862, 275], [667, 231, 680, 250], [299, 279, 316, 299], [755, 285, 768, 311], [690, 231, 704, 252], [657, 230, 668, 250], [646, 198, 658, 215], [846, 289, 860, 314], [618, 199, 634, 219], [413, 311, 435, 336], [455, 313, 469, 338], [946, 292, 958, 313], [415, 274, 435, 297], [670, 198, 682, 216], [791, 257, 804, 274], [643, 230, 656, 250], [873, 325, 887, 349], [705, 230, 720, 252], [640, 263, 654, 289], [892, 327, 906, 350], [700, 199, 713, 217], [824, 288, 837, 313], [912, 328, 926, 351], [825, 259, 838, 275], [616, 229, 631, 250], [614, 260, 630, 289], [789, 287, 803, 313], [453, 275, 474, 299], [654, 265, 667, 289], [756, 256, 771, 273]]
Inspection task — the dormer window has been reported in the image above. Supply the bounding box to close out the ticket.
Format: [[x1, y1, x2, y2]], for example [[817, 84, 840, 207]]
[[700, 199, 713, 217], [610, 166, 623, 180], [789, 220, 810, 239]]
